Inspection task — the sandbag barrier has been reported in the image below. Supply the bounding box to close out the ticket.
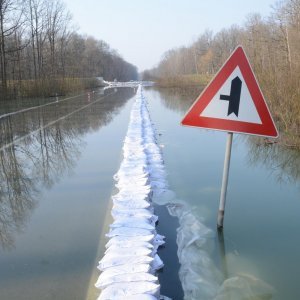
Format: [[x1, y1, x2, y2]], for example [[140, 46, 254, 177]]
[[95, 85, 169, 300]]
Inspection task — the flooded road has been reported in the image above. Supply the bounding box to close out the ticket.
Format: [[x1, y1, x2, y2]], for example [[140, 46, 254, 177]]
[[0, 86, 299, 299], [0, 88, 136, 300], [145, 87, 300, 300]]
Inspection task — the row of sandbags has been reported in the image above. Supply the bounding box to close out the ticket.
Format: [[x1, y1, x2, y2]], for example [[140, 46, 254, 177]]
[[95, 85, 167, 300]]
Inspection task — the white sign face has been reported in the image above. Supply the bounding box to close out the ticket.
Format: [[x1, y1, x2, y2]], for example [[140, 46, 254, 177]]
[[200, 66, 262, 124], [181, 46, 278, 137]]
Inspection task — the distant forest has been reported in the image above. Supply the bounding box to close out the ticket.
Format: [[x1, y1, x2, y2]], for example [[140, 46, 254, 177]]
[[144, 0, 300, 147], [0, 0, 138, 98]]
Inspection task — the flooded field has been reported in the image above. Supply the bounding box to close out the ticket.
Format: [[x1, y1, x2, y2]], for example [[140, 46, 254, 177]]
[[0, 86, 299, 299]]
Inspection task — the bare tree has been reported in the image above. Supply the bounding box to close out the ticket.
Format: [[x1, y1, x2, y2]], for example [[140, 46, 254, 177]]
[[0, 0, 24, 94], [149, 0, 300, 147]]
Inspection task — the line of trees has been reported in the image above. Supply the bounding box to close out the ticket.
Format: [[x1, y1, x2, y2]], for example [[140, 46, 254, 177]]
[[145, 0, 300, 147], [0, 0, 138, 98]]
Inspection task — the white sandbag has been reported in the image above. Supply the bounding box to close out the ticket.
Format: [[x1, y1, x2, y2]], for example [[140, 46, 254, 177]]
[[114, 186, 150, 195], [96, 272, 158, 289], [116, 176, 149, 187], [96, 85, 166, 299], [97, 264, 151, 278], [98, 255, 154, 271], [111, 208, 155, 220], [114, 167, 148, 180], [151, 254, 164, 271], [111, 215, 158, 227], [97, 293, 158, 300], [103, 247, 153, 258], [98, 282, 160, 300], [124, 295, 158, 300], [105, 242, 154, 254], [112, 199, 151, 210], [106, 227, 154, 238], [110, 218, 155, 230], [105, 234, 155, 248], [117, 164, 148, 177], [112, 192, 150, 203]]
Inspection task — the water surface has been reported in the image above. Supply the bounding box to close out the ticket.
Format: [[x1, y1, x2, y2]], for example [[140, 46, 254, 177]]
[[0, 88, 136, 300], [145, 87, 300, 300], [0, 86, 299, 300]]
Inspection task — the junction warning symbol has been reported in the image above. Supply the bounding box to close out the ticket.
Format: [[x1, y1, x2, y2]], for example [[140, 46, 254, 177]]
[[181, 46, 278, 137]]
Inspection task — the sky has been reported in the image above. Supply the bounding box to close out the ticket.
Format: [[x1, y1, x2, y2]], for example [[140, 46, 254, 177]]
[[63, 0, 275, 72]]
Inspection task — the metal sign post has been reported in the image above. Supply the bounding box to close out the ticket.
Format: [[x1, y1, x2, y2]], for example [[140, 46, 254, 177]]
[[181, 46, 278, 229], [217, 132, 233, 229]]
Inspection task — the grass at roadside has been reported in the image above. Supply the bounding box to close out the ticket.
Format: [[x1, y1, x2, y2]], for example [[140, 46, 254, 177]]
[[154, 74, 300, 150], [3, 77, 105, 99]]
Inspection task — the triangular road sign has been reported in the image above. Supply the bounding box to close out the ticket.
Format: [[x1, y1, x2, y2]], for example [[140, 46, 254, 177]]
[[181, 46, 278, 137]]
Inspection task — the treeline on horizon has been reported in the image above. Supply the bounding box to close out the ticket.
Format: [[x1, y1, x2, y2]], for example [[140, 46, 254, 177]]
[[0, 0, 138, 99], [144, 0, 300, 148]]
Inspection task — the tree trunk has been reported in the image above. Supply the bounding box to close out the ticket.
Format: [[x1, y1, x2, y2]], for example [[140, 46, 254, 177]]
[[29, 0, 37, 80], [285, 25, 292, 72], [0, 9, 7, 96]]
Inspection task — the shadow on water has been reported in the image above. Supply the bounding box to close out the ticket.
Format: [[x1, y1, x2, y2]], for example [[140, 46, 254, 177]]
[[0, 88, 135, 250], [155, 205, 184, 300]]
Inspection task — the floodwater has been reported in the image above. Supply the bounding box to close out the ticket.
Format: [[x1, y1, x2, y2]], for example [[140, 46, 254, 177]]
[[0, 86, 299, 300], [0, 88, 136, 300], [145, 87, 300, 300]]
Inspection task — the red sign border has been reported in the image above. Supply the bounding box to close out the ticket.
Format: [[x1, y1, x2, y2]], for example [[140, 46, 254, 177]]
[[181, 46, 278, 138]]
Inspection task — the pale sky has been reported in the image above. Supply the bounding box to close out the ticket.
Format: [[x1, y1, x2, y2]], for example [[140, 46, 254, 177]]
[[63, 0, 275, 71]]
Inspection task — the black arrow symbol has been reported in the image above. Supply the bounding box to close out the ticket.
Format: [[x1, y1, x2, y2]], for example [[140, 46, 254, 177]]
[[220, 76, 242, 117]]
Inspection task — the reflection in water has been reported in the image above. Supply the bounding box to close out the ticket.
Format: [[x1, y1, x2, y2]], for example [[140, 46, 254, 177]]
[[0, 144, 37, 249], [246, 138, 300, 184], [153, 87, 300, 185], [147, 87, 202, 113], [216, 231, 273, 300], [0, 88, 135, 249], [217, 230, 229, 279]]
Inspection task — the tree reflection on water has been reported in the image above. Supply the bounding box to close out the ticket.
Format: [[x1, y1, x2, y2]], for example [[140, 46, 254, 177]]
[[246, 138, 300, 184], [153, 86, 300, 185], [0, 88, 135, 249], [149, 86, 202, 113]]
